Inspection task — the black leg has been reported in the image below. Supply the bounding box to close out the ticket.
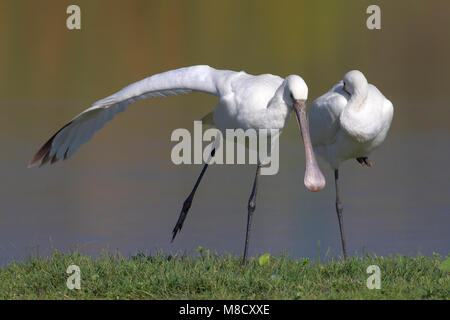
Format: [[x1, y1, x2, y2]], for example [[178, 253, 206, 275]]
[[334, 169, 348, 259], [171, 148, 215, 242], [356, 157, 372, 167], [242, 164, 262, 266]]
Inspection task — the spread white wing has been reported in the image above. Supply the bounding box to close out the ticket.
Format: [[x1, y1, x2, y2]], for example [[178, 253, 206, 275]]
[[29, 65, 227, 167]]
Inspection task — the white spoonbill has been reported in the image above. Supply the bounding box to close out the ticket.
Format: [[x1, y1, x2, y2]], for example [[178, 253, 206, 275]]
[[309, 70, 394, 258], [28, 65, 326, 265]]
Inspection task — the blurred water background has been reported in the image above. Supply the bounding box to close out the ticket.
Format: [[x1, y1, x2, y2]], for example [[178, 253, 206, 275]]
[[0, 0, 449, 265]]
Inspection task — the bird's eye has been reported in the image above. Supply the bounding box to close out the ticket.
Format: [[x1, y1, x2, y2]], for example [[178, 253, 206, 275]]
[[290, 93, 294, 99]]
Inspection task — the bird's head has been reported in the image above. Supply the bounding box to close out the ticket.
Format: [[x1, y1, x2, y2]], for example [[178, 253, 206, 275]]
[[284, 75, 326, 192], [342, 70, 368, 96], [285, 75, 308, 103]]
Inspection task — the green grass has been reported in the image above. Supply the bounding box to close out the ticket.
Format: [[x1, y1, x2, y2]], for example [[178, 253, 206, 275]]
[[0, 249, 448, 299]]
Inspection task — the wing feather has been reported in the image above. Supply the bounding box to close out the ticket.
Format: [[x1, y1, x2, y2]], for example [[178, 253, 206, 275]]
[[29, 65, 225, 167]]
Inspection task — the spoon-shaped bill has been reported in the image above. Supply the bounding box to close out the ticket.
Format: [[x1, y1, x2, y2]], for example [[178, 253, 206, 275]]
[[293, 100, 326, 192]]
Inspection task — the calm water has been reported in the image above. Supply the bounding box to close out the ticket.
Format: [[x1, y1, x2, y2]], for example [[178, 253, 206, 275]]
[[0, 1, 449, 264]]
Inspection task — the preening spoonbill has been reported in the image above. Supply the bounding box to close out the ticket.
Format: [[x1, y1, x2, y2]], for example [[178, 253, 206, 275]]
[[309, 70, 394, 258], [28, 65, 326, 265]]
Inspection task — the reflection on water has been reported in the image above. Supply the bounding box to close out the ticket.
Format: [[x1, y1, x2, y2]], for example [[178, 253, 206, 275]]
[[0, 1, 449, 264]]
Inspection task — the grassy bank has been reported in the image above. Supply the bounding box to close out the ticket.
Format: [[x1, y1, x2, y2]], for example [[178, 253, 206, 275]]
[[0, 250, 448, 299]]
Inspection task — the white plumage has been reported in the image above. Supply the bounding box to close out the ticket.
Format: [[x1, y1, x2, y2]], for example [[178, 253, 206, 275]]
[[308, 70, 394, 258], [310, 70, 393, 169], [29, 65, 325, 192], [29, 65, 327, 265], [29, 66, 219, 165]]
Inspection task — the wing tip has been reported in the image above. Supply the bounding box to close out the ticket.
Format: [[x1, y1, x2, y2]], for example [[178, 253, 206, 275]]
[[27, 162, 37, 169], [28, 139, 53, 168], [28, 121, 72, 168]]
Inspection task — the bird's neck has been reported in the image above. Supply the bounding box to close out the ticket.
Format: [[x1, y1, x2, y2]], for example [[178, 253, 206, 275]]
[[345, 86, 368, 113], [340, 86, 372, 140], [265, 85, 291, 128]]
